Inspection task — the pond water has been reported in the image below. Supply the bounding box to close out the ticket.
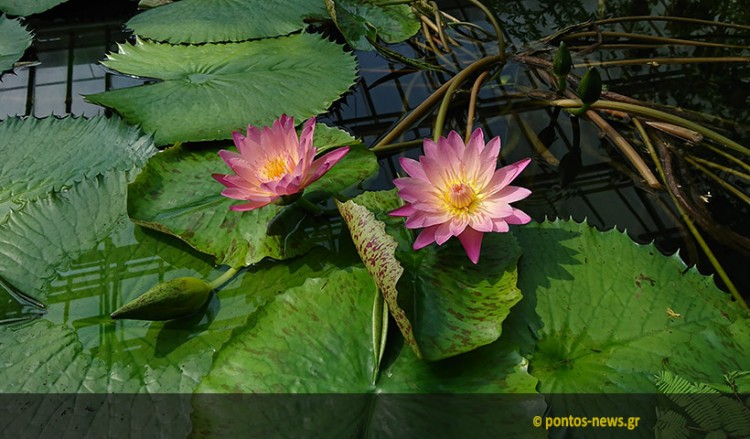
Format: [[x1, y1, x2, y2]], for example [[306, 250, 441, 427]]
[[1, 0, 748, 343]]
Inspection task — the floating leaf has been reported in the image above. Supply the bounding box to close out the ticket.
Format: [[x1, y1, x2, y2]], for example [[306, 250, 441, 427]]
[[338, 190, 523, 361], [0, 174, 129, 302], [0, 15, 31, 72], [513, 219, 750, 392], [128, 139, 377, 268], [0, 116, 155, 300], [0, 116, 155, 207], [325, 0, 421, 51], [193, 248, 542, 437], [0, 0, 68, 16], [127, 0, 327, 44], [503, 219, 750, 428], [0, 220, 275, 436], [86, 34, 358, 146]]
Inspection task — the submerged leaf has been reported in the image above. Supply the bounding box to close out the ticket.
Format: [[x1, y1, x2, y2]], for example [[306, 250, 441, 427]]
[[86, 33, 358, 146], [0, 15, 31, 72], [127, 0, 327, 43]]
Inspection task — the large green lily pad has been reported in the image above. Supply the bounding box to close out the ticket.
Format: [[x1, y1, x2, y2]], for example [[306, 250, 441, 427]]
[[0, 0, 67, 16], [0, 116, 154, 207], [0, 116, 155, 301], [128, 135, 378, 268], [86, 33, 358, 146], [513, 219, 750, 392], [193, 247, 542, 437], [0, 15, 31, 72], [127, 0, 328, 43]]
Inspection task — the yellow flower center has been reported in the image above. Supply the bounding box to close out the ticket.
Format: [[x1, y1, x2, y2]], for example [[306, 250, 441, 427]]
[[445, 182, 479, 215], [260, 157, 289, 181]]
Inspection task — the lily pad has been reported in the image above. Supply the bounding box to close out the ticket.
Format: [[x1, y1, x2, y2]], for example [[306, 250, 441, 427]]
[[0, 116, 155, 301], [127, 0, 328, 44], [193, 248, 542, 437], [338, 190, 524, 361], [325, 0, 421, 51], [0, 174, 129, 302], [0, 221, 278, 436], [0, 116, 155, 207], [86, 33, 358, 146], [0, 0, 67, 16], [128, 139, 378, 268], [513, 219, 750, 392], [0, 15, 31, 72]]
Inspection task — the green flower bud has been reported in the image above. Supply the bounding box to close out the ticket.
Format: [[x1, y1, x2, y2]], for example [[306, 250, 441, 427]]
[[111, 277, 213, 321], [552, 41, 572, 77], [577, 67, 602, 105]]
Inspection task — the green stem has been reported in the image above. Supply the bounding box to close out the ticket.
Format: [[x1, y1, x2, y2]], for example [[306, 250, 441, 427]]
[[547, 99, 750, 157], [295, 196, 324, 215], [574, 56, 750, 69], [633, 119, 747, 310], [562, 31, 750, 50], [373, 139, 425, 157], [684, 156, 750, 206], [465, 0, 505, 60], [686, 155, 750, 182], [207, 266, 241, 290], [434, 54, 504, 140]]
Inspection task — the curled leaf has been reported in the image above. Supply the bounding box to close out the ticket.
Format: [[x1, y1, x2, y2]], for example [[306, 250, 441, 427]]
[[111, 276, 212, 321]]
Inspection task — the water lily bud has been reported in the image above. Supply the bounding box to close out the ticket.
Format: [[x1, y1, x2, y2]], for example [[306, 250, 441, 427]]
[[577, 67, 602, 105], [552, 41, 572, 77], [111, 277, 212, 321]]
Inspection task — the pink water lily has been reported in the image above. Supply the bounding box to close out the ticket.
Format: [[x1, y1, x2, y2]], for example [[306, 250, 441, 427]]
[[390, 129, 532, 264], [213, 115, 349, 211]]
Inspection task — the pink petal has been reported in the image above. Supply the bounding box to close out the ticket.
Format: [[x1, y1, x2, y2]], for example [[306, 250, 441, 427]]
[[485, 158, 531, 193], [492, 185, 532, 204], [413, 225, 439, 250], [448, 216, 469, 236], [420, 156, 451, 188], [218, 150, 261, 185], [389, 204, 416, 217], [505, 208, 532, 225], [394, 179, 441, 203], [434, 221, 455, 245], [468, 211, 494, 232], [230, 198, 276, 211], [399, 157, 429, 181], [466, 128, 485, 153], [302, 146, 350, 186], [298, 117, 316, 161], [481, 136, 501, 162], [423, 138, 439, 159], [405, 209, 451, 229], [492, 218, 510, 233], [480, 198, 514, 218], [457, 227, 484, 264]]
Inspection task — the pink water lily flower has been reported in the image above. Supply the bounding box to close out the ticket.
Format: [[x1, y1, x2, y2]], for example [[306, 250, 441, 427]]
[[213, 115, 349, 211], [390, 129, 532, 264]]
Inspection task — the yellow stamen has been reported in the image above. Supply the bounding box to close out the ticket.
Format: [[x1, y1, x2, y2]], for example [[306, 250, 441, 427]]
[[445, 182, 479, 216], [260, 157, 288, 181]]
